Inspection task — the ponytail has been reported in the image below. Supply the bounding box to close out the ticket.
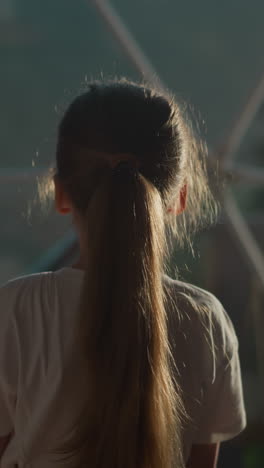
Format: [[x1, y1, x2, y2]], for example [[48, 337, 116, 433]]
[[57, 167, 184, 468]]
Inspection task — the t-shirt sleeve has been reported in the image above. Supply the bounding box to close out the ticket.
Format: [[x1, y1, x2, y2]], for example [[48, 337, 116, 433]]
[[193, 296, 247, 444], [194, 348, 247, 443], [0, 284, 18, 436]]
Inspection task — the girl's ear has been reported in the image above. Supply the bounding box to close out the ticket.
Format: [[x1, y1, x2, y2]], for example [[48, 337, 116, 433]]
[[167, 184, 187, 215], [53, 176, 72, 214]]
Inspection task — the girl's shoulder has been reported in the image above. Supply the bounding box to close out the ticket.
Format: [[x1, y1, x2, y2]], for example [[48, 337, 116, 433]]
[[0, 270, 53, 299], [0, 268, 82, 319], [0, 267, 77, 297], [163, 275, 239, 372]]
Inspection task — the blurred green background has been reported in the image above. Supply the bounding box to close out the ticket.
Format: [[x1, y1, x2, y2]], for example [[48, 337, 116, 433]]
[[0, 1, 263, 466], [0, 0, 263, 279]]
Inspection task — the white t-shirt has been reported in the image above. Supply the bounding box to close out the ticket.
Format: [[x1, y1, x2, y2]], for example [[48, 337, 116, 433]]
[[0, 268, 246, 467]]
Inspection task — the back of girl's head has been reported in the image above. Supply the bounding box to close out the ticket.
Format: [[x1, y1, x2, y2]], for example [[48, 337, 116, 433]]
[[56, 79, 214, 247], [53, 78, 215, 468]]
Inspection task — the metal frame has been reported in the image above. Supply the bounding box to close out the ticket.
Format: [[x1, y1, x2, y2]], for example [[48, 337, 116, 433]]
[[88, 0, 165, 91]]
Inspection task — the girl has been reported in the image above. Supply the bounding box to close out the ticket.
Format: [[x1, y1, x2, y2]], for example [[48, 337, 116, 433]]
[[0, 79, 246, 468]]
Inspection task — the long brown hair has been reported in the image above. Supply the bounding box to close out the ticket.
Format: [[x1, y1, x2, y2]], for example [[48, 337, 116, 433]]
[[52, 79, 215, 467]]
